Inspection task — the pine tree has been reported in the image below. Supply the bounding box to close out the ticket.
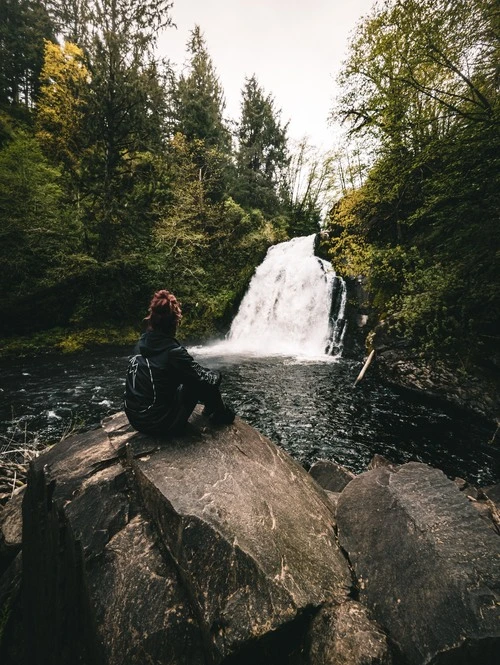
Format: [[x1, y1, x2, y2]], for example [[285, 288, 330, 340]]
[[172, 25, 231, 152], [46, 0, 174, 260], [0, 0, 55, 115], [233, 75, 289, 216]]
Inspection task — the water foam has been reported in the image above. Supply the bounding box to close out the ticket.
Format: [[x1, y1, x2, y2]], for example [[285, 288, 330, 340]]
[[200, 234, 346, 359]]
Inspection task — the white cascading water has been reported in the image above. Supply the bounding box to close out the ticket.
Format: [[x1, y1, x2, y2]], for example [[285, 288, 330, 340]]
[[222, 234, 347, 357]]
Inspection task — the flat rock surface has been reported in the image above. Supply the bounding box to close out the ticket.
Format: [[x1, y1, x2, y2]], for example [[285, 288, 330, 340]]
[[336, 462, 500, 665]]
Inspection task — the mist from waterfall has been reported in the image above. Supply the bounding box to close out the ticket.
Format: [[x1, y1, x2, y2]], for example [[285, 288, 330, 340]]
[[208, 234, 347, 358]]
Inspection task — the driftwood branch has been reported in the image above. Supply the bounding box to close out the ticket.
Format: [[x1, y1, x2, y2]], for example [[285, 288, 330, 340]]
[[354, 349, 376, 387]]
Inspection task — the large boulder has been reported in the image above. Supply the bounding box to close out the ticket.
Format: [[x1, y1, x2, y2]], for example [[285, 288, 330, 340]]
[[21, 408, 353, 665], [113, 409, 353, 659], [0, 487, 25, 664], [336, 462, 500, 665]]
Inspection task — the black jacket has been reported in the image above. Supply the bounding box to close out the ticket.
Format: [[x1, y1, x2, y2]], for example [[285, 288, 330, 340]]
[[124, 331, 220, 434]]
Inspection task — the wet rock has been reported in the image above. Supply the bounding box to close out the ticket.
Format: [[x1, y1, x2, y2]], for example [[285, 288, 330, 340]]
[[469, 498, 500, 534], [325, 491, 340, 514], [341, 276, 373, 359], [367, 455, 398, 472], [0, 488, 25, 664], [309, 460, 355, 493], [454, 476, 468, 491], [453, 477, 481, 500], [483, 483, 500, 508], [0, 486, 24, 576], [469, 483, 500, 535], [336, 462, 500, 665], [0, 553, 23, 665], [307, 600, 393, 665]]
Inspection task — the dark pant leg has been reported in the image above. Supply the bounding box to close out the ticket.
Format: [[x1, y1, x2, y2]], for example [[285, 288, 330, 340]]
[[195, 382, 234, 423], [171, 382, 231, 432], [168, 384, 199, 433], [197, 383, 226, 415]]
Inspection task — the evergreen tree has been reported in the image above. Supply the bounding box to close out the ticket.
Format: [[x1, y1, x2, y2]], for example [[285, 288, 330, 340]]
[[172, 25, 231, 152], [233, 75, 289, 216], [46, 0, 174, 260], [44, 0, 90, 44], [169, 26, 233, 205], [0, 0, 55, 115]]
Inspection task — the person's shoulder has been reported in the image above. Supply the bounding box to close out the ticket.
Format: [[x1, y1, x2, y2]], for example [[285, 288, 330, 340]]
[[169, 338, 189, 354]]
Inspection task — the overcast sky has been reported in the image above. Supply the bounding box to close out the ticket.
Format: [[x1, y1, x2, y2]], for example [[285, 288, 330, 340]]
[[157, 0, 375, 150]]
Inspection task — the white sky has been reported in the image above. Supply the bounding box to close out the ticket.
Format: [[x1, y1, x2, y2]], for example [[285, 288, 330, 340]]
[[157, 0, 375, 150]]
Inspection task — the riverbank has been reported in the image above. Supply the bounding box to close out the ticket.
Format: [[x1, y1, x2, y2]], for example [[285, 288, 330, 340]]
[[0, 322, 229, 359], [364, 319, 500, 430], [0, 326, 140, 359], [339, 275, 500, 431], [374, 349, 500, 433]]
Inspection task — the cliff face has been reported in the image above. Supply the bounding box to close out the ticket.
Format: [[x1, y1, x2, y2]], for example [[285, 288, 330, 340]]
[[1, 409, 500, 665]]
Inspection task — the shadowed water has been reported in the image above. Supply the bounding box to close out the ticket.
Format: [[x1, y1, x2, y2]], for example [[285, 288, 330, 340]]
[[1, 348, 498, 487]]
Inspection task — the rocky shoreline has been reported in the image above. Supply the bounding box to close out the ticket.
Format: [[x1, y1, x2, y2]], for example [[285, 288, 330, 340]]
[[341, 276, 500, 430], [1, 408, 500, 664], [374, 348, 500, 431]]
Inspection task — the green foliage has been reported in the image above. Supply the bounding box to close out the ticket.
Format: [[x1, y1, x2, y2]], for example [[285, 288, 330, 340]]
[[0, 325, 139, 357], [0, 131, 77, 298], [56, 326, 139, 353], [334, 0, 498, 146], [233, 75, 289, 216], [0, 2, 292, 348], [36, 40, 89, 174], [391, 261, 463, 352], [328, 0, 500, 360], [153, 133, 282, 339]]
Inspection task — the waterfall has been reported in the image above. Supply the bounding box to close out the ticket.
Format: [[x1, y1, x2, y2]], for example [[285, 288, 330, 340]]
[[223, 234, 347, 357]]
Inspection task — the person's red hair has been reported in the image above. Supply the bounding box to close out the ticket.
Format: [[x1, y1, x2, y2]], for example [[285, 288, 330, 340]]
[[144, 290, 182, 334]]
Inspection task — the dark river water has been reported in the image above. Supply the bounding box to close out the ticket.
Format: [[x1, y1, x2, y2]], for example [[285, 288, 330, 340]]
[[1, 347, 498, 487]]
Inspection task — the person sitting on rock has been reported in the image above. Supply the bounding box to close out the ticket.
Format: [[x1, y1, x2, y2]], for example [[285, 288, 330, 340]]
[[124, 289, 235, 435]]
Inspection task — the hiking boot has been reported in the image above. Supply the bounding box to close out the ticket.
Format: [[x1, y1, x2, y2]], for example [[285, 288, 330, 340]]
[[208, 404, 235, 425]]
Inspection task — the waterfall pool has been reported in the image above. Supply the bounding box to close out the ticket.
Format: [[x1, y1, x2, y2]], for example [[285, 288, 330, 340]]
[[1, 347, 498, 487], [2, 235, 498, 486]]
